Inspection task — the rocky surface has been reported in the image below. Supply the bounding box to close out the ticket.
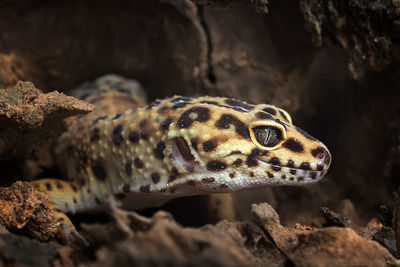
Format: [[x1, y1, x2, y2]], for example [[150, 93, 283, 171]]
[[1, 196, 398, 266], [0, 81, 93, 182]]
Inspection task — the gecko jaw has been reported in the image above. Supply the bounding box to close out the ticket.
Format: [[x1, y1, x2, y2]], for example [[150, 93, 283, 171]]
[[255, 158, 327, 185]]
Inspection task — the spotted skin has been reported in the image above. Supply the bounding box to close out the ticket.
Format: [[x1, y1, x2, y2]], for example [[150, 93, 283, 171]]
[[32, 74, 331, 241]]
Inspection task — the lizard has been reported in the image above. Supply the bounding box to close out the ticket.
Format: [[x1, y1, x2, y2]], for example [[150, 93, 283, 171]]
[[31, 74, 331, 243]]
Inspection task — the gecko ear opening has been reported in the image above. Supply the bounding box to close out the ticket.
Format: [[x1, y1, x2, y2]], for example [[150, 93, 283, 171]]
[[172, 137, 196, 172], [174, 137, 195, 161]]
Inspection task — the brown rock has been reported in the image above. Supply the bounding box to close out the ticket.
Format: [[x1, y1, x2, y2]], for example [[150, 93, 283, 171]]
[[0, 81, 93, 179], [0, 181, 58, 242], [252, 202, 398, 267]]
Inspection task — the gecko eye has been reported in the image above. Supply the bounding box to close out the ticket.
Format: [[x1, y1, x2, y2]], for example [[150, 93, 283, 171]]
[[249, 121, 287, 150]]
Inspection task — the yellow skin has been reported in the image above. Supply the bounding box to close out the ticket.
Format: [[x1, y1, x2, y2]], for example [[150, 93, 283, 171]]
[[32, 75, 331, 242]]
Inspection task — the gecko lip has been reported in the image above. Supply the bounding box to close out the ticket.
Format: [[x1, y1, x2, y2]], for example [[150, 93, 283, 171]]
[[256, 158, 327, 183]]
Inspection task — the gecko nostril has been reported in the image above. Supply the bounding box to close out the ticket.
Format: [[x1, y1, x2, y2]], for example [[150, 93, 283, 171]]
[[316, 151, 325, 160], [311, 147, 330, 164]]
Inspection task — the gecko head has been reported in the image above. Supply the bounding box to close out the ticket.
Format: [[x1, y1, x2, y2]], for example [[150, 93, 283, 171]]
[[163, 97, 331, 192]]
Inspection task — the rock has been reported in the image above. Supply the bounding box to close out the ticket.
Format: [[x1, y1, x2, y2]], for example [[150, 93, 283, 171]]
[[0, 81, 93, 179], [0, 181, 58, 242], [300, 0, 400, 79], [320, 206, 350, 228], [252, 202, 398, 267], [393, 190, 400, 257], [373, 226, 399, 259]]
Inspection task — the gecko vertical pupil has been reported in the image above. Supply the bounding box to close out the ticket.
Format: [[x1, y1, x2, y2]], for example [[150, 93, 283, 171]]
[[252, 126, 282, 147]]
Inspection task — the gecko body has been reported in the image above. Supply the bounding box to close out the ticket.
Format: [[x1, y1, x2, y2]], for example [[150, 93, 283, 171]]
[[33, 75, 331, 241]]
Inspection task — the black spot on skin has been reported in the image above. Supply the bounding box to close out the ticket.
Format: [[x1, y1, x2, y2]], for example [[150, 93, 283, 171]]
[[282, 138, 304, 153], [112, 113, 122, 120], [139, 119, 147, 127], [146, 100, 161, 110], [271, 165, 282, 171], [95, 197, 101, 204], [141, 132, 149, 140], [158, 106, 169, 114], [160, 118, 173, 132], [233, 158, 243, 166], [154, 142, 166, 160], [289, 177, 294, 181], [263, 107, 277, 115], [56, 182, 63, 189], [70, 184, 78, 192], [90, 128, 100, 142], [123, 184, 131, 192], [281, 174, 286, 179], [250, 172, 255, 177], [225, 99, 254, 111], [250, 148, 262, 156], [73, 198, 77, 204], [317, 164, 324, 171], [172, 167, 179, 174], [287, 160, 294, 167], [172, 102, 189, 109], [200, 100, 218, 105], [140, 185, 150, 193], [151, 173, 160, 184], [290, 169, 297, 175], [279, 110, 289, 122], [206, 160, 227, 171], [46, 183, 52, 191], [230, 150, 242, 155], [203, 138, 218, 152], [310, 172, 317, 179], [202, 177, 215, 183], [300, 162, 311, 170], [256, 111, 274, 120], [177, 107, 210, 128], [229, 173, 235, 178], [269, 157, 280, 165], [92, 115, 107, 125], [187, 180, 196, 186], [92, 162, 107, 181], [125, 162, 132, 176], [296, 126, 318, 141], [129, 131, 140, 143], [191, 138, 199, 151], [219, 184, 229, 190], [297, 176, 305, 181], [267, 172, 274, 178], [168, 176, 176, 183], [134, 158, 144, 169], [246, 157, 258, 167], [112, 124, 123, 145], [215, 114, 249, 139], [171, 97, 192, 103]]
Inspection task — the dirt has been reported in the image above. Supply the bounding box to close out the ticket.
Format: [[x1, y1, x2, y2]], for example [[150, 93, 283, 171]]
[[0, 0, 399, 266]]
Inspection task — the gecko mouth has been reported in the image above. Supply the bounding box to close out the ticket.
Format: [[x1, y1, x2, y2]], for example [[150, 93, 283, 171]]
[[256, 158, 327, 183]]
